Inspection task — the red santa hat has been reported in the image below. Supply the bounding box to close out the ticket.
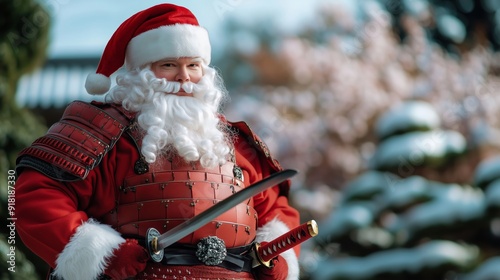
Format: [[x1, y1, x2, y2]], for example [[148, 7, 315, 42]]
[[85, 4, 211, 95]]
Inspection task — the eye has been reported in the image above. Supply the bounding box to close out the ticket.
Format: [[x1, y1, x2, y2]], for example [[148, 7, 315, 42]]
[[189, 63, 200, 68], [162, 63, 175, 67]]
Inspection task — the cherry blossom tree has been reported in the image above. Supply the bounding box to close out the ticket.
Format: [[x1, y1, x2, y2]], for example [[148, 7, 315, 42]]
[[219, 1, 500, 278]]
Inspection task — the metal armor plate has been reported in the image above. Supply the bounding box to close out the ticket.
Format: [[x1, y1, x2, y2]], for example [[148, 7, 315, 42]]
[[101, 156, 257, 248]]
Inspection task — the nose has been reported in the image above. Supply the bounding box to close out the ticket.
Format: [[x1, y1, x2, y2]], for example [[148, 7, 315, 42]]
[[176, 67, 190, 83]]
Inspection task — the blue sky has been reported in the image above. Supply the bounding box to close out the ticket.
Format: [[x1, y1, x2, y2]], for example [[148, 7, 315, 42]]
[[44, 0, 349, 58]]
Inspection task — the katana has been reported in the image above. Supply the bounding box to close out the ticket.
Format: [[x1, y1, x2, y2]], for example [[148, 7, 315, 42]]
[[250, 220, 318, 267], [145, 169, 297, 262]]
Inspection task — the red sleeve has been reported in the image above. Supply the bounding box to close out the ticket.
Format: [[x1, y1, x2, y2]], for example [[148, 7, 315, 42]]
[[14, 137, 128, 268], [15, 169, 88, 267], [234, 133, 301, 257]]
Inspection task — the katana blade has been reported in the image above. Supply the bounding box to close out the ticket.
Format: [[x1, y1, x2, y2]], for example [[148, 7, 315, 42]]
[[146, 169, 297, 262]]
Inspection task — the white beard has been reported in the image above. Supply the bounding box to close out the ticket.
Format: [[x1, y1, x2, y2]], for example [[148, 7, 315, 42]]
[[105, 66, 232, 169]]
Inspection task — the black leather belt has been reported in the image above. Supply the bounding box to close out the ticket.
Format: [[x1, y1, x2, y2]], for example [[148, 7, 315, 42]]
[[161, 243, 254, 272], [137, 238, 254, 273]]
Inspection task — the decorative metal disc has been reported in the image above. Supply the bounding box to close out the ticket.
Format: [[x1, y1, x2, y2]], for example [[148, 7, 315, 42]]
[[146, 228, 164, 263], [233, 165, 244, 182], [134, 158, 149, 175], [195, 236, 227, 266]]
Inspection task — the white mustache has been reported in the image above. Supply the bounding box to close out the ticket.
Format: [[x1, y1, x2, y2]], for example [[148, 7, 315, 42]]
[[155, 81, 206, 94], [155, 72, 214, 94]]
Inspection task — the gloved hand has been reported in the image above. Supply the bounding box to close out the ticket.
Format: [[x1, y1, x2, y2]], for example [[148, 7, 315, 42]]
[[253, 242, 289, 280], [104, 239, 149, 280]]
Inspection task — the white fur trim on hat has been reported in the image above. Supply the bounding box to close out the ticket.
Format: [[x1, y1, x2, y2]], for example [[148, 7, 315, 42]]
[[85, 73, 111, 95], [53, 219, 125, 280], [125, 23, 211, 69], [256, 217, 300, 280]]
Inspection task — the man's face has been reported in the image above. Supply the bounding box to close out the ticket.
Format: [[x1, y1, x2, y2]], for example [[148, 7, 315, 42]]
[[150, 57, 203, 96]]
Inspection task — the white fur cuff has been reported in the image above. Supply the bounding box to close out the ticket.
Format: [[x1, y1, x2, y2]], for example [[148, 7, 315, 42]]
[[256, 217, 300, 280], [53, 219, 125, 280]]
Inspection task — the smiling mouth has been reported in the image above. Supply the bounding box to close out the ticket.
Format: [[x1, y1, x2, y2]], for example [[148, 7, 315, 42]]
[[173, 91, 193, 97]]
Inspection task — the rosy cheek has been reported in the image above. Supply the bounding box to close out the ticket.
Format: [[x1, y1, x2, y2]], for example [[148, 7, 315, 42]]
[[193, 73, 203, 83]]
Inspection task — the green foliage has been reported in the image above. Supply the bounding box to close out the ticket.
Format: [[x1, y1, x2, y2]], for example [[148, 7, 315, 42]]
[[0, 0, 50, 86], [0, 232, 38, 280], [0, 0, 51, 279], [379, 0, 500, 53]]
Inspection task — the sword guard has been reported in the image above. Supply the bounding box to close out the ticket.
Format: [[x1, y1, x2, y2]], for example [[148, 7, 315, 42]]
[[146, 228, 164, 263], [252, 242, 272, 268]]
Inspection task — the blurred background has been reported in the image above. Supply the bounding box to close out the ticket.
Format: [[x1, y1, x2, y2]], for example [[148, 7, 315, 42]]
[[2, 0, 500, 279]]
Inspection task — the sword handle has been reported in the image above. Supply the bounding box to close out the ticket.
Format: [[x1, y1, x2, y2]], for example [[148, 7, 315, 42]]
[[256, 220, 318, 266]]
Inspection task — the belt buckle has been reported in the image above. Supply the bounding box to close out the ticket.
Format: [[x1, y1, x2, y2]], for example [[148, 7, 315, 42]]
[[195, 236, 227, 266]]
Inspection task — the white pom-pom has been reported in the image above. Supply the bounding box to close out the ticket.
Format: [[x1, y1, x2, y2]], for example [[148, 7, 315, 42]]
[[85, 73, 111, 95]]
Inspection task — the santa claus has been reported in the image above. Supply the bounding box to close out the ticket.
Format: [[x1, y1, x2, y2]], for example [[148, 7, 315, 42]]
[[15, 3, 300, 280]]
